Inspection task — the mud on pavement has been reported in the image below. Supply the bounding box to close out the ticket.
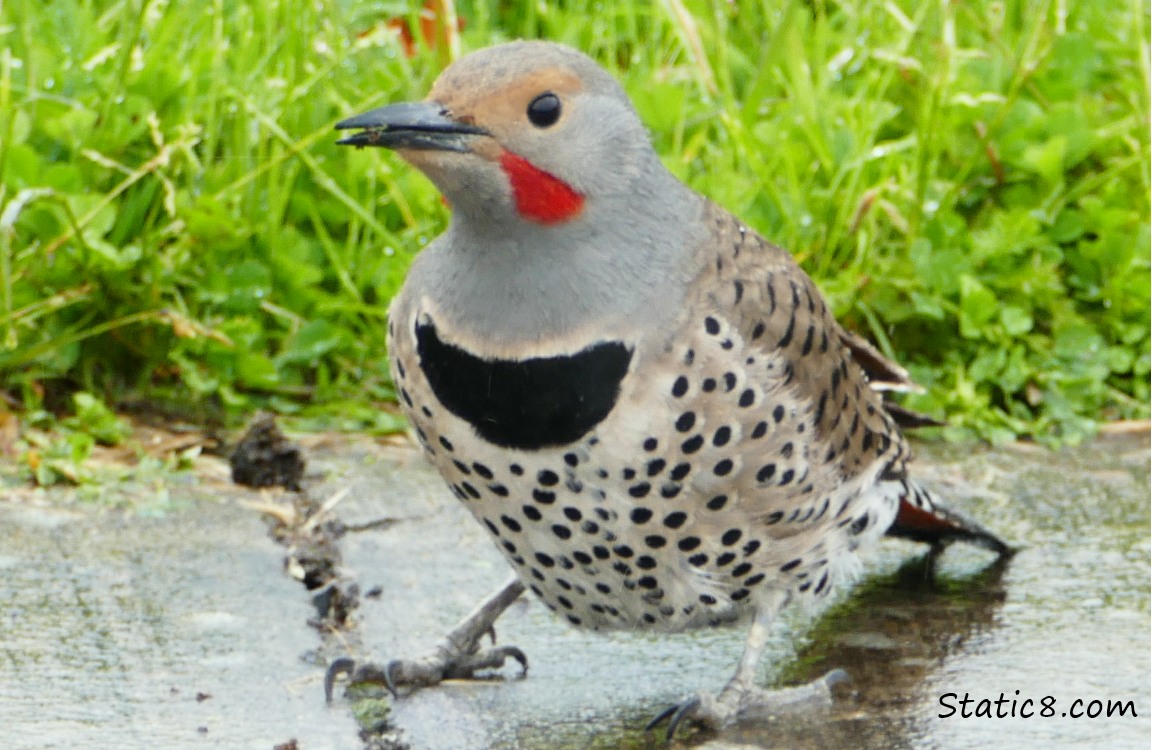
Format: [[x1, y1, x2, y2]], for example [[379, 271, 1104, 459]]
[[231, 415, 410, 750]]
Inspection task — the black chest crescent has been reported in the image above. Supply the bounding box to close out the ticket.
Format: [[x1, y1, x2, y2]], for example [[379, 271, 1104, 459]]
[[415, 320, 633, 451]]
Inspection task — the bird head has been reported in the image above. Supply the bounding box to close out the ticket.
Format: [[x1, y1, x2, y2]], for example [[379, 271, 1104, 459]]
[[337, 41, 659, 230]]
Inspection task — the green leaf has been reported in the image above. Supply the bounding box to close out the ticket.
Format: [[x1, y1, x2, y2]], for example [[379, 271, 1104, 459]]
[[1019, 136, 1067, 184], [1000, 306, 1033, 336], [64, 392, 130, 446], [959, 276, 998, 339], [279, 319, 347, 365]]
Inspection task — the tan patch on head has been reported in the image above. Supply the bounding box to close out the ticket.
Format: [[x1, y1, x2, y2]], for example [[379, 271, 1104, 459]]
[[427, 67, 584, 157]]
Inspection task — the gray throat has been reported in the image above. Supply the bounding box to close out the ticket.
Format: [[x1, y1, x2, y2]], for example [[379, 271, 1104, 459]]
[[411, 165, 707, 352]]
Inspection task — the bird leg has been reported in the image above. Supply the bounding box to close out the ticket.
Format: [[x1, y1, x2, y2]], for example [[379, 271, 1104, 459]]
[[648, 589, 847, 740], [325, 576, 528, 701]]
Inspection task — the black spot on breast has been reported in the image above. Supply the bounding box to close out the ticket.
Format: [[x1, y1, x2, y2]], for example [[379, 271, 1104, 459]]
[[678, 536, 701, 551], [522, 505, 542, 521], [644, 534, 667, 549], [630, 507, 653, 524], [675, 412, 697, 432], [681, 435, 704, 454], [416, 320, 632, 450]]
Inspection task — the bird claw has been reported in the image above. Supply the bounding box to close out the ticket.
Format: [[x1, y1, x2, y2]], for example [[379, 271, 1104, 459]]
[[324, 644, 529, 702], [646, 669, 849, 741], [645, 695, 701, 742]]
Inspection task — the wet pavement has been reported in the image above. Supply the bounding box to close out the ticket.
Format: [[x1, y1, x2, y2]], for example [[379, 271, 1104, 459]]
[[0, 480, 360, 750], [1, 432, 1148, 749]]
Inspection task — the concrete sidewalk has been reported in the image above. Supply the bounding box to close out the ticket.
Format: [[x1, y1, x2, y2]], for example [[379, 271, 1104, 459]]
[[0, 484, 359, 750], [2, 432, 1148, 750]]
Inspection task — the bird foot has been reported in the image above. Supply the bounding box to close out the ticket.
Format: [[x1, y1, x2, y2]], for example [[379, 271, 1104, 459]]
[[647, 668, 849, 740], [325, 631, 528, 701], [325, 577, 528, 702]]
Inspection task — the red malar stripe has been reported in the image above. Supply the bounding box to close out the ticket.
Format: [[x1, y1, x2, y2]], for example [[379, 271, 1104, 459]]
[[498, 151, 584, 224]]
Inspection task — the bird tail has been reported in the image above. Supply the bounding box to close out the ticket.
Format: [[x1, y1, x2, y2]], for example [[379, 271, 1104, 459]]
[[884, 478, 1013, 556]]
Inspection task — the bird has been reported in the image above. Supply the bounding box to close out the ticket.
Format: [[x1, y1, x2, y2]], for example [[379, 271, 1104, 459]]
[[327, 40, 1010, 737]]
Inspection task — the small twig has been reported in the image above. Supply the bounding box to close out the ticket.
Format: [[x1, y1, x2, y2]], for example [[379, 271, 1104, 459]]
[[301, 486, 352, 534]]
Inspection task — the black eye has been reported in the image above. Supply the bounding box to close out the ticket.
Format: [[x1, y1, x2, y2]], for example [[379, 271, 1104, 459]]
[[527, 93, 561, 128]]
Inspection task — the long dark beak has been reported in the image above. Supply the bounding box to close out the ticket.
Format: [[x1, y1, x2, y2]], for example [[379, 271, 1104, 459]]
[[335, 101, 489, 152]]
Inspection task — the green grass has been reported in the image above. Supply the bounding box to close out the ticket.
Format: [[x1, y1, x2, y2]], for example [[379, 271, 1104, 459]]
[[1, 0, 1148, 456]]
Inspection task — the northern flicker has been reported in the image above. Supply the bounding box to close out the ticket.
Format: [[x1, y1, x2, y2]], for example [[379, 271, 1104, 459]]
[[327, 40, 1010, 736]]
